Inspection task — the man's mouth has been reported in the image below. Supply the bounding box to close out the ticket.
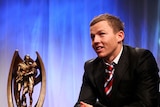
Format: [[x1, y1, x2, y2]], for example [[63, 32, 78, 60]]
[[95, 46, 103, 52]]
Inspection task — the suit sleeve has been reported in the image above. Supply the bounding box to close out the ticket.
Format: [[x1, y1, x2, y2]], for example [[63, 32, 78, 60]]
[[124, 50, 159, 107], [74, 61, 98, 107]]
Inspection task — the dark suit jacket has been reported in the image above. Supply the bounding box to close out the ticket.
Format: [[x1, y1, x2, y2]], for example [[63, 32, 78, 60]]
[[75, 45, 159, 107]]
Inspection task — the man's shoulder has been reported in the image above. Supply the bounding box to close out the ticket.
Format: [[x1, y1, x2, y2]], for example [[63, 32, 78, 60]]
[[124, 45, 152, 55], [84, 57, 102, 68], [123, 45, 155, 65], [85, 57, 101, 64]]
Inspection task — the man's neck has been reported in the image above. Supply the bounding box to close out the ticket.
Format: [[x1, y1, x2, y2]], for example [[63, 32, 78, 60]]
[[104, 45, 123, 64]]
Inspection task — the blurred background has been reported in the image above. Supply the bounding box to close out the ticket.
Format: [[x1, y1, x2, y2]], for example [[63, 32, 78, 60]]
[[0, 0, 159, 106]]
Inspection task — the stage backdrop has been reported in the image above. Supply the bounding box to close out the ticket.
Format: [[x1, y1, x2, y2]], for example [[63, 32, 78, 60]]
[[0, 0, 159, 107]]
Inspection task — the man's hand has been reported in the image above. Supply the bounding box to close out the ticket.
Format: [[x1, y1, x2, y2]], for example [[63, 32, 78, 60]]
[[80, 101, 93, 107]]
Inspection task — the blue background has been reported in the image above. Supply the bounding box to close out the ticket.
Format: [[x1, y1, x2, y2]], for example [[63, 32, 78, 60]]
[[0, 0, 160, 106]]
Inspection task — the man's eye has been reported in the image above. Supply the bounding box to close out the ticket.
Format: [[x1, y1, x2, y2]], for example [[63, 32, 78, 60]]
[[99, 32, 105, 35], [91, 34, 95, 40]]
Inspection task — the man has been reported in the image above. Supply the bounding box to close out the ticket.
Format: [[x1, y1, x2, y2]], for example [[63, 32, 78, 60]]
[[74, 13, 159, 107]]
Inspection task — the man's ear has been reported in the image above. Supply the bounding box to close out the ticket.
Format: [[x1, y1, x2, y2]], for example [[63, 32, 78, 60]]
[[117, 30, 124, 42]]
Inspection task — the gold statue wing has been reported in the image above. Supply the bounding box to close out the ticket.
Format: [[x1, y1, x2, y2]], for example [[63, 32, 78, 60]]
[[7, 50, 23, 107]]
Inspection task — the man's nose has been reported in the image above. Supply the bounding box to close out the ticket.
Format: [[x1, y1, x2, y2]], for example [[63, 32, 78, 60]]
[[93, 35, 100, 43]]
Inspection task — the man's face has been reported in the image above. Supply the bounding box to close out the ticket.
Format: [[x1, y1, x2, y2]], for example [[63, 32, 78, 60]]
[[90, 21, 123, 61]]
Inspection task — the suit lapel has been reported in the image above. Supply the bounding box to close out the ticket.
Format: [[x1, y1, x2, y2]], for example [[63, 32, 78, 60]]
[[111, 46, 129, 99], [93, 59, 107, 98]]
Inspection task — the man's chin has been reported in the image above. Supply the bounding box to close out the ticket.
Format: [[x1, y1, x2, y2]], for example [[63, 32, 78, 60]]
[[97, 54, 106, 58]]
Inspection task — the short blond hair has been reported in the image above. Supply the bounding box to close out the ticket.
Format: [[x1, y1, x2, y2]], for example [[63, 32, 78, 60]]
[[90, 13, 124, 34]]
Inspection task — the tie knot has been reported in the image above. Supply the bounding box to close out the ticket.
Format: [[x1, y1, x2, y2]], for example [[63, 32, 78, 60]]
[[106, 65, 113, 71], [106, 63, 115, 71]]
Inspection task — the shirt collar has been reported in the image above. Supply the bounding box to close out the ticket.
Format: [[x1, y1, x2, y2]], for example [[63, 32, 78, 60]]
[[113, 46, 123, 64]]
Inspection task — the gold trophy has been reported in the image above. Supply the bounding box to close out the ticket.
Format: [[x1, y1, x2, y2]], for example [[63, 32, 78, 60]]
[[7, 50, 46, 107]]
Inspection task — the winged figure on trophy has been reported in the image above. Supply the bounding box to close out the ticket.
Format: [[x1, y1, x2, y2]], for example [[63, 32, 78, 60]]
[[16, 55, 38, 107], [7, 51, 46, 107]]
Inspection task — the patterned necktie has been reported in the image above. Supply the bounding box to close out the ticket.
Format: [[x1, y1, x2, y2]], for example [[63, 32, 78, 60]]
[[104, 63, 115, 95]]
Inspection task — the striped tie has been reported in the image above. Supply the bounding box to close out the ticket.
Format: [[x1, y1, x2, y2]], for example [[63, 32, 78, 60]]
[[104, 63, 114, 95]]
